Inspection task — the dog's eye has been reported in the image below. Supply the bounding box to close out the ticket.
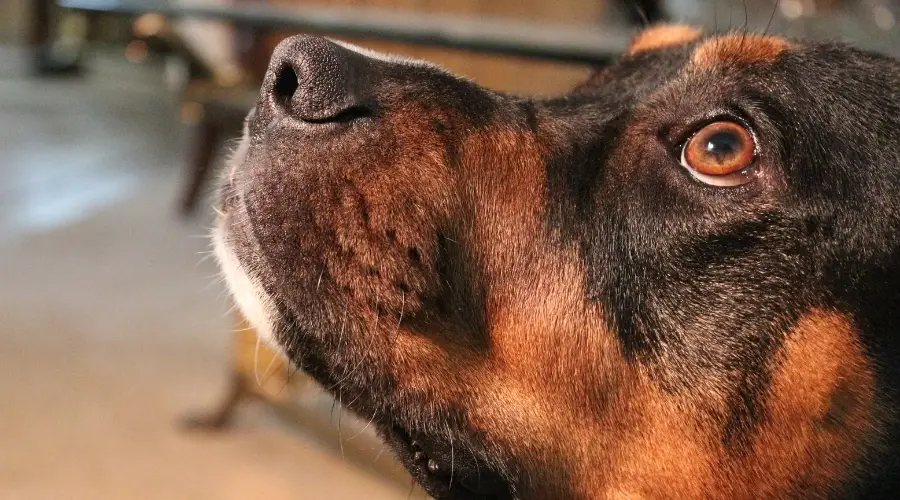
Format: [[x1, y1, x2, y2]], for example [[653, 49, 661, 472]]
[[680, 121, 756, 186]]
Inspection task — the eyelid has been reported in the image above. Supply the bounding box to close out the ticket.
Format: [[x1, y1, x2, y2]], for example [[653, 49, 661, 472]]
[[663, 108, 758, 154], [680, 147, 759, 187], [681, 118, 761, 159]]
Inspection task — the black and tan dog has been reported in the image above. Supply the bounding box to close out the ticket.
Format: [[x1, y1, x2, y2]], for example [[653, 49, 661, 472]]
[[213, 25, 900, 499]]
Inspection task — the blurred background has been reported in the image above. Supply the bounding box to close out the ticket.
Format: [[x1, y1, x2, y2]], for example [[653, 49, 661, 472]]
[[0, 1, 898, 499]]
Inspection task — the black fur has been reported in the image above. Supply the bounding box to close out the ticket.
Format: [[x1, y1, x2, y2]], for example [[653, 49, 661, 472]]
[[217, 34, 900, 499]]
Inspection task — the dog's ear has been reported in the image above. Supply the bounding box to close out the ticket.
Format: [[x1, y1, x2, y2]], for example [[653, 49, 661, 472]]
[[574, 23, 702, 91]]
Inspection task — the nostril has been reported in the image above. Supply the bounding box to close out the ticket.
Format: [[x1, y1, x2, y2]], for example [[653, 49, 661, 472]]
[[302, 104, 373, 124], [265, 37, 371, 123], [272, 64, 299, 109]]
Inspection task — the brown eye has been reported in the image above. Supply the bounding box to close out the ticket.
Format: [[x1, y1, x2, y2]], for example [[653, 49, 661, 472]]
[[680, 121, 756, 186]]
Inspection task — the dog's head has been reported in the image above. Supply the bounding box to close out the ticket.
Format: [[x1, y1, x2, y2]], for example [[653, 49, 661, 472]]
[[214, 27, 900, 499]]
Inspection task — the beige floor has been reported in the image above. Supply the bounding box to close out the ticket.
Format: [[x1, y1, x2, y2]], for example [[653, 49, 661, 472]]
[[0, 48, 417, 500]]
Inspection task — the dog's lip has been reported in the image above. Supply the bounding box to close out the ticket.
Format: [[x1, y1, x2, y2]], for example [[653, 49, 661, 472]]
[[385, 423, 512, 499]]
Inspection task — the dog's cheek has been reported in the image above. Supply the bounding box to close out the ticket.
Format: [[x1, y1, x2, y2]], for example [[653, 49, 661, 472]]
[[610, 310, 880, 499], [312, 172, 451, 317], [243, 119, 458, 323], [734, 309, 879, 496]]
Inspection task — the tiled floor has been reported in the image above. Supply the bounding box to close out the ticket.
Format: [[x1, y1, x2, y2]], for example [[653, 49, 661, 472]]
[[0, 47, 417, 500]]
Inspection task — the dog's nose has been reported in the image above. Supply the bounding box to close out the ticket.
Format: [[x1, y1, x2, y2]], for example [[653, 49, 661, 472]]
[[261, 36, 368, 122]]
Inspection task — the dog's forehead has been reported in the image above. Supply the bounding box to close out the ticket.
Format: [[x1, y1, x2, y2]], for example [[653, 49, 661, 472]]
[[626, 24, 790, 70], [575, 26, 792, 106]]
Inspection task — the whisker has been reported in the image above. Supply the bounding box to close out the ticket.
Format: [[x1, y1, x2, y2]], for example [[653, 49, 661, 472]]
[[338, 391, 346, 461], [253, 332, 263, 386], [327, 344, 368, 391], [195, 252, 218, 267], [326, 292, 377, 392], [448, 421, 455, 489], [741, 0, 749, 33], [374, 442, 387, 462], [764, 0, 781, 35], [389, 293, 404, 344], [348, 408, 378, 439], [631, 2, 651, 27], [740, 21, 749, 53], [224, 301, 243, 317], [729, 0, 734, 31], [228, 324, 258, 333], [344, 390, 363, 409], [714, 0, 719, 32], [316, 265, 325, 291], [407, 479, 417, 500], [397, 294, 405, 330], [201, 277, 228, 294], [259, 348, 282, 385], [338, 301, 348, 349], [275, 363, 299, 397]]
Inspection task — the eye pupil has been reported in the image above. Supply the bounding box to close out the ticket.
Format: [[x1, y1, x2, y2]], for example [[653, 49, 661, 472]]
[[705, 131, 741, 156]]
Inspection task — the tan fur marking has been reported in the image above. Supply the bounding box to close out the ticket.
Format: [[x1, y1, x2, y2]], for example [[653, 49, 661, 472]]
[[733, 310, 877, 498], [608, 311, 878, 499], [691, 33, 789, 67], [627, 24, 702, 55]]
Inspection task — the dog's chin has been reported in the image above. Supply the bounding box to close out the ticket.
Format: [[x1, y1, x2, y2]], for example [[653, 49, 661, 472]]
[[213, 229, 514, 499], [211, 244, 513, 498], [211, 125, 280, 349], [213, 125, 512, 499], [212, 226, 280, 348]]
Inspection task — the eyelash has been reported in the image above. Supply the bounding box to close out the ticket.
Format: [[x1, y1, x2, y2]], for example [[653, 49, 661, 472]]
[[672, 112, 754, 151]]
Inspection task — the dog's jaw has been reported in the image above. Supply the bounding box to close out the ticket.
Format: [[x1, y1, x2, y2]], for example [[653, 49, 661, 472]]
[[213, 227, 278, 345], [212, 132, 280, 349]]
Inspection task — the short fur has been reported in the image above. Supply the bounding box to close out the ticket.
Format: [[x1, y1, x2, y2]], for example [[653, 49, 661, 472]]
[[214, 29, 900, 499]]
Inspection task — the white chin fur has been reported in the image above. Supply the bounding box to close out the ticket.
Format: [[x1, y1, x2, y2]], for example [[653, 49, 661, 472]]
[[213, 127, 280, 349], [213, 226, 279, 348]]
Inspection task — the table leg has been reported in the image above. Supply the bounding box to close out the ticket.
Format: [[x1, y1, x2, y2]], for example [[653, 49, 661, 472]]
[[180, 114, 221, 216]]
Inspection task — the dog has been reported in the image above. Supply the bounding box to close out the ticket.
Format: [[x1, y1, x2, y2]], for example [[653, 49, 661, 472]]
[[213, 24, 900, 499]]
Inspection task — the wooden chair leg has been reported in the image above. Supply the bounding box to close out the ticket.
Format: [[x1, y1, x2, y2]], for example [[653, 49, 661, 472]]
[[30, 0, 89, 76], [620, 0, 666, 25], [180, 114, 221, 216], [29, 0, 55, 74], [29, 0, 52, 49], [180, 372, 256, 431]]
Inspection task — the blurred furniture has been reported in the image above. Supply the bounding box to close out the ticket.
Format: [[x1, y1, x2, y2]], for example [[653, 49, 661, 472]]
[[44, 0, 900, 213], [182, 311, 415, 487], [56, 0, 633, 64], [28, 0, 84, 74], [178, 82, 258, 213], [52, 0, 641, 215]]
